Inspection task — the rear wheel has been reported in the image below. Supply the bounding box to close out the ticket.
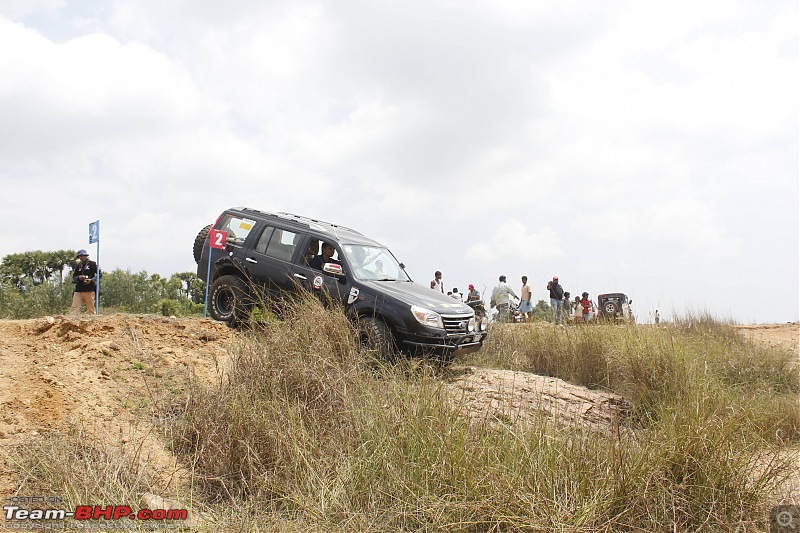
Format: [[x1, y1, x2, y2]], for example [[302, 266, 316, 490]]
[[209, 275, 252, 325], [358, 317, 397, 363], [193, 225, 212, 264]]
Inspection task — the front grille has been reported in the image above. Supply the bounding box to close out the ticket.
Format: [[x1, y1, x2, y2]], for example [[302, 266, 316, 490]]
[[442, 313, 472, 333]]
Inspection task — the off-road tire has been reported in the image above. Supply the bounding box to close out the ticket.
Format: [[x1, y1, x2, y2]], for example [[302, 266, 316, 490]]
[[193, 225, 212, 264], [358, 316, 397, 363], [209, 275, 252, 325], [602, 300, 620, 317]]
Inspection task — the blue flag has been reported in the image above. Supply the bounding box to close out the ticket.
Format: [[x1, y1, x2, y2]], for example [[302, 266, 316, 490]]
[[89, 220, 100, 244]]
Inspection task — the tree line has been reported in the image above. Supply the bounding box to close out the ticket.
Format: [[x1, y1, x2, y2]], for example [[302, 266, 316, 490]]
[[0, 250, 205, 319]]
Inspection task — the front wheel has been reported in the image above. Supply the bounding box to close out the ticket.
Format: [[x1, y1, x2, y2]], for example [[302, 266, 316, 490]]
[[209, 275, 252, 325], [358, 316, 397, 363]]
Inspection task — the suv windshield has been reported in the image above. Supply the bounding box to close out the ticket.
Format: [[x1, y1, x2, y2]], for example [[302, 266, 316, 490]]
[[341, 244, 411, 282]]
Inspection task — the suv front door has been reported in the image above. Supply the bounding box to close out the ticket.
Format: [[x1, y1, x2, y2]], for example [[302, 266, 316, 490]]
[[290, 235, 348, 304]]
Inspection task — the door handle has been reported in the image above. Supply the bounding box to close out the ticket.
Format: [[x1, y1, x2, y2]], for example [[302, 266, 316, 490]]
[[245, 257, 257, 264], [294, 273, 307, 280]]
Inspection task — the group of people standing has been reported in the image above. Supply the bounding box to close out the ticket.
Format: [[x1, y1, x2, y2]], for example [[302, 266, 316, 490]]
[[547, 277, 596, 325], [430, 270, 481, 304], [431, 270, 598, 325]]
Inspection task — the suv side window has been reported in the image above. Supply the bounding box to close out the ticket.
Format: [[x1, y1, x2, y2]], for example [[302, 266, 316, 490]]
[[218, 215, 257, 247], [305, 238, 341, 271], [253, 225, 301, 262], [254, 226, 275, 254]]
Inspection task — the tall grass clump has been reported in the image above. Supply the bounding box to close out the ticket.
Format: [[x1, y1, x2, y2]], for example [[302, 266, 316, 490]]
[[172, 292, 365, 502], [10, 425, 154, 505], [167, 298, 797, 531]]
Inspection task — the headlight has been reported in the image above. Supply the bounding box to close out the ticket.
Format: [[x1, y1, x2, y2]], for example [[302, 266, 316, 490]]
[[411, 305, 444, 329], [468, 317, 476, 332]]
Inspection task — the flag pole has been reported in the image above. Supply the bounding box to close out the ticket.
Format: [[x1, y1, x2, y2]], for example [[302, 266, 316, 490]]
[[89, 220, 101, 315], [203, 229, 227, 319], [95, 229, 100, 314], [204, 238, 212, 318]]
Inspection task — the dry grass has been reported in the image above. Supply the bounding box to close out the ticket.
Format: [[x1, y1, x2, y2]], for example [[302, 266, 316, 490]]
[[472, 313, 800, 441], [11, 424, 155, 505], [11, 301, 799, 531]]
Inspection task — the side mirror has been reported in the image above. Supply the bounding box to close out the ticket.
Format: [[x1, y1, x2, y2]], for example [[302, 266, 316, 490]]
[[323, 263, 344, 276]]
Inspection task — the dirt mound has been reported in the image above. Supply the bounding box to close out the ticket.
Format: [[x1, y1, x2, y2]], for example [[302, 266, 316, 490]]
[[446, 366, 629, 432], [0, 314, 234, 494]]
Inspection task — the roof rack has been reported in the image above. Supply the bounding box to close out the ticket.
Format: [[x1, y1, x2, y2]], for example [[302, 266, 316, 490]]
[[235, 207, 364, 236], [273, 212, 363, 235]]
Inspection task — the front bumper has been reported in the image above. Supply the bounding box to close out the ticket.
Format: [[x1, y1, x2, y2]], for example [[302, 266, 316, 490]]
[[401, 331, 488, 357]]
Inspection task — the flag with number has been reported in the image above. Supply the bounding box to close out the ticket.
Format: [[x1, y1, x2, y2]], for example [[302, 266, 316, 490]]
[[209, 229, 228, 250], [89, 220, 100, 244]]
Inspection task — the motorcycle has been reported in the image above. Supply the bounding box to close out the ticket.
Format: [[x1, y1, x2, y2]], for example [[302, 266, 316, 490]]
[[492, 299, 522, 323], [466, 298, 487, 321]]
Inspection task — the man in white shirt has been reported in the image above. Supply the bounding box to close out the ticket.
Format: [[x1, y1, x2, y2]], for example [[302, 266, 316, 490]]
[[490, 275, 518, 320], [430, 271, 444, 293]]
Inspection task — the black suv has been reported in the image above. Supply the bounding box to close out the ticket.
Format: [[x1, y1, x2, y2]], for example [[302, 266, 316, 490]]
[[193, 207, 488, 360], [597, 293, 634, 323]]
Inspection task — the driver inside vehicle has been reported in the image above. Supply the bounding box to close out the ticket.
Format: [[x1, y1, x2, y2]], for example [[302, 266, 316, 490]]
[[309, 242, 341, 271]]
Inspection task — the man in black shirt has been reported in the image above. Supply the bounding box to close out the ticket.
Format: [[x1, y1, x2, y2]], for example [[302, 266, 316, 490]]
[[70, 249, 99, 315], [547, 276, 564, 325]]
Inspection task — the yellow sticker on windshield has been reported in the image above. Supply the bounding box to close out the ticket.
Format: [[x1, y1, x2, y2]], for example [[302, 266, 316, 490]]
[[239, 222, 253, 230]]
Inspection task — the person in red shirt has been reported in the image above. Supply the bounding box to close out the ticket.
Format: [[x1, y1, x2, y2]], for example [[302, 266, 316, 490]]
[[579, 292, 594, 323]]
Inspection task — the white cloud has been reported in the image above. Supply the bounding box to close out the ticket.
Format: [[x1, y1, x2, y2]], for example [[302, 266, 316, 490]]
[[466, 220, 564, 264], [0, 1, 796, 323]]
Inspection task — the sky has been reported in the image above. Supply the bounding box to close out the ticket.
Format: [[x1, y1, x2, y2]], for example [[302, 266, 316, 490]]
[[0, 0, 797, 324]]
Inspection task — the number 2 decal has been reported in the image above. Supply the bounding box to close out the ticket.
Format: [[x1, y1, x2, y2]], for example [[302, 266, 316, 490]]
[[209, 229, 228, 250], [88, 220, 100, 244]]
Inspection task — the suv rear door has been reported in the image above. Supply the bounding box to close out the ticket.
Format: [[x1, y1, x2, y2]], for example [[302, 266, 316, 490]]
[[200, 213, 259, 279], [246, 222, 305, 298]]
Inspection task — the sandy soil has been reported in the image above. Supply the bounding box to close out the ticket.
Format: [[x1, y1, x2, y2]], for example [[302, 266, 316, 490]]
[[0, 315, 796, 509], [0, 314, 234, 496], [737, 322, 799, 355]]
